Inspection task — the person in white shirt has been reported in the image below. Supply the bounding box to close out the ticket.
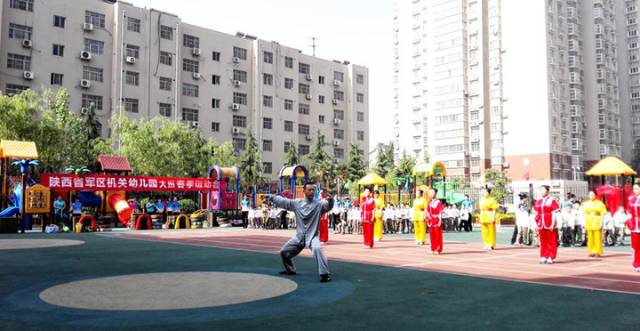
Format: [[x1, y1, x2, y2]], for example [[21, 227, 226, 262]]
[[560, 205, 576, 247], [613, 206, 630, 246], [573, 203, 586, 247], [515, 204, 530, 245], [529, 211, 539, 247], [247, 208, 255, 228], [604, 212, 616, 246], [402, 204, 412, 234], [268, 207, 278, 230], [383, 206, 395, 234]]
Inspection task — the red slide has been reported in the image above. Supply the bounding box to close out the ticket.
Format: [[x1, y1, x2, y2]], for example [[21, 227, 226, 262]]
[[108, 194, 132, 227]]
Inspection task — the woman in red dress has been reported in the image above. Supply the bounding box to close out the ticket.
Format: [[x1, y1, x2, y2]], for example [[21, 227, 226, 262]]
[[360, 188, 376, 248], [626, 184, 640, 272], [426, 188, 444, 255], [533, 185, 559, 264]]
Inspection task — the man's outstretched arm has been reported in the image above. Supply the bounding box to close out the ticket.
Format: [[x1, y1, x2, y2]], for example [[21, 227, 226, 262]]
[[268, 195, 297, 211]]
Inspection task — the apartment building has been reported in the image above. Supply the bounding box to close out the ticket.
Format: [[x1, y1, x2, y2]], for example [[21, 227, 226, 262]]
[[0, 0, 369, 179]]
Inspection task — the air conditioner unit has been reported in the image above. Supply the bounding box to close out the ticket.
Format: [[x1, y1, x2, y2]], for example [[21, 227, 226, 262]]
[[333, 140, 340, 146], [332, 99, 338, 105], [126, 56, 136, 64], [232, 127, 241, 134], [192, 72, 201, 80], [80, 107, 89, 115], [305, 73, 313, 81], [192, 47, 201, 56], [82, 22, 94, 31], [232, 57, 240, 64], [231, 103, 240, 111], [305, 135, 312, 141], [80, 79, 91, 88], [333, 80, 342, 86], [233, 80, 241, 87], [23, 71, 34, 80], [80, 51, 92, 60], [22, 39, 32, 48], [305, 93, 313, 100], [191, 121, 200, 128]]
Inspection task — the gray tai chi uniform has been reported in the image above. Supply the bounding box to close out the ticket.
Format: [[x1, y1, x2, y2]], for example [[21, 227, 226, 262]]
[[269, 195, 334, 275]]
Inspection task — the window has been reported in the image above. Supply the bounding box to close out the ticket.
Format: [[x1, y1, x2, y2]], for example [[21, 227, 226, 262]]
[[160, 51, 172, 66], [9, 23, 32, 40], [85, 11, 106, 28], [160, 25, 173, 40], [357, 93, 365, 103], [52, 44, 64, 57], [11, 0, 34, 12], [233, 92, 247, 105], [284, 120, 294, 132], [263, 95, 273, 108], [285, 99, 294, 111], [127, 17, 140, 33], [264, 51, 273, 64], [212, 98, 220, 109], [263, 73, 273, 86], [211, 122, 220, 132], [124, 98, 139, 113], [125, 71, 139, 86], [263, 118, 273, 129], [182, 83, 199, 97], [319, 76, 325, 84], [357, 74, 364, 84], [82, 66, 103, 82], [334, 129, 345, 139], [357, 131, 365, 141], [84, 38, 104, 54], [299, 83, 310, 94], [183, 34, 199, 48], [284, 141, 291, 152], [159, 77, 172, 91], [298, 103, 310, 115], [233, 70, 247, 83], [212, 51, 220, 61], [299, 144, 310, 156], [233, 47, 247, 60], [233, 115, 247, 128], [5, 84, 28, 95], [319, 115, 325, 124], [233, 138, 246, 152], [212, 75, 221, 85], [183, 59, 199, 73], [53, 15, 66, 28], [7, 53, 31, 71], [263, 162, 273, 174], [319, 95, 325, 104], [182, 108, 198, 121], [126, 44, 140, 58], [334, 90, 344, 101], [334, 71, 344, 82], [285, 78, 294, 89], [159, 103, 172, 117], [285, 56, 294, 68], [334, 109, 344, 120], [299, 124, 310, 135], [263, 140, 272, 152], [334, 148, 344, 159], [51, 73, 63, 85], [299, 63, 310, 74], [357, 111, 365, 122], [82, 94, 103, 110]]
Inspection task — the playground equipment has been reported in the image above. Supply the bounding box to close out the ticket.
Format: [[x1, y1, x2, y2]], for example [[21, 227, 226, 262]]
[[586, 156, 637, 212], [279, 165, 309, 199], [357, 173, 388, 199], [413, 162, 448, 202], [208, 166, 240, 211], [108, 193, 132, 227]]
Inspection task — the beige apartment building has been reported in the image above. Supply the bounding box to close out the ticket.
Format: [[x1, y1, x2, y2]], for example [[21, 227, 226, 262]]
[[0, 0, 370, 179]]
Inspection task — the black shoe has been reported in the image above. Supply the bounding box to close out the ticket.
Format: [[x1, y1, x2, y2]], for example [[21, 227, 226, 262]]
[[320, 274, 331, 283], [279, 270, 296, 276]]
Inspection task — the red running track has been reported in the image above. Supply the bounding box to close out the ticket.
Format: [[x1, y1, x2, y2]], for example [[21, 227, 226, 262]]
[[112, 229, 640, 295]]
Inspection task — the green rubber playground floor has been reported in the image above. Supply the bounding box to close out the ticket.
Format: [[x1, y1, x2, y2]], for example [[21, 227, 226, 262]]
[[0, 230, 638, 331]]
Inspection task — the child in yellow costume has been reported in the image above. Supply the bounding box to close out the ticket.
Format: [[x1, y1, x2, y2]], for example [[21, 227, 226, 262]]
[[413, 189, 428, 245], [582, 191, 607, 257], [373, 191, 385, 241], [480, 187, 499, 251]]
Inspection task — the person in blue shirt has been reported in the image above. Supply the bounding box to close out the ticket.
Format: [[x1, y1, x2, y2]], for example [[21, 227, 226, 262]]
[[71, 198, 82, 216], [53, 196, 66, 224], [145, 199, 156, 214], [241, 195, 250, 228], [155, 199, 165, 214], [461, 195, 473, 211]]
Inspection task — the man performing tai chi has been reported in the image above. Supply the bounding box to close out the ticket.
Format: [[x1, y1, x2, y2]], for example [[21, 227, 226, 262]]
[[268, 183, 334, 283]]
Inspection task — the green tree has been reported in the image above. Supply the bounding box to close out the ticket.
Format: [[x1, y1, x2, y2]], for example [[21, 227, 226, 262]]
[[305, 129, 336, 190], [374, 143, 394, 178], [284, 140, 298, 166], [345, 143, 366, 183], [239, 131, 262, 190], [484, 168, 511, 205], [390, 151, 416, 190]]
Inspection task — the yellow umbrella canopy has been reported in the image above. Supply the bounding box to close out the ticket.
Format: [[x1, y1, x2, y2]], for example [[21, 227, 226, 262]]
[[358, 173, 388, 186], [585, 156, 637, 176], [0, 140, 38, 159]]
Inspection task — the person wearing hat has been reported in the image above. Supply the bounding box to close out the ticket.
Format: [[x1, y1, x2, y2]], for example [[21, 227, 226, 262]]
[[426, 188, 444, 254], [533, 185, 560, 264], [373, 190, 385, 241], [479, 186, 499, 250]]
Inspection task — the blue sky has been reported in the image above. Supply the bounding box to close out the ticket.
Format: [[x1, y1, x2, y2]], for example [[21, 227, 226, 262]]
[[129, 0, 393, 150]]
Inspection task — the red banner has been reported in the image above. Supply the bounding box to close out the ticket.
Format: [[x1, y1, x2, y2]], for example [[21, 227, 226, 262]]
[[41, 174, 216, 192]]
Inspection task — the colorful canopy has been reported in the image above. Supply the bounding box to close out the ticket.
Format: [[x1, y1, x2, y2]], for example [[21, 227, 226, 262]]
[[0, 140, 38, 159], [413, 162, 447, 177], [358, 173, 388, 186], [585, 157, 636, 176]]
